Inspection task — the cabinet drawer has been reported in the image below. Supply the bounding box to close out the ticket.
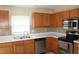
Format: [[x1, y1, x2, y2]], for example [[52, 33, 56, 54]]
[[13, 41, 24, 46], [0, 42, 12, 47], [24, 40, 34, 45]]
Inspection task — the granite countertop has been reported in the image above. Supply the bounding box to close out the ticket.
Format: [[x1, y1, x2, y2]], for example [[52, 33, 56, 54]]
[[0, 32, 66, 43]]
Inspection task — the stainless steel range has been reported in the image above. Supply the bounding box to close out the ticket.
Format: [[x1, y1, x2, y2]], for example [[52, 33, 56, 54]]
[[58, 30, 79, 54]]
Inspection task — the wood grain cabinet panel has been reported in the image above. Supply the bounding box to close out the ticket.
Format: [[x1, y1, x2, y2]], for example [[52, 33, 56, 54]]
[[0, 46, 13, 54], [62, 10, 70, 19], [69, 8, 79, 18], [24, 40, 35, 54], [73, 43, 78, 54], [0, 42, 13, 54], [32, 13, 43, 28], [32, 12, 51, 28], [51, 37, 59, 53], [46, 37, 52, 52], [51, 12, 63, 27], [13, 41, 25, 54], [0, 10, 9, 28], [43, 14, 51, 27]]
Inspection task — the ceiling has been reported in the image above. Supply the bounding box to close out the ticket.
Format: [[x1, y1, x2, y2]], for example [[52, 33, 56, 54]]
[[13, 5, 79, 10]]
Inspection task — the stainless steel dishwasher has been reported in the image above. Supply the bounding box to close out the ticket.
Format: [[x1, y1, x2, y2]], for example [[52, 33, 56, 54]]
[[34, 38, 46, 54]]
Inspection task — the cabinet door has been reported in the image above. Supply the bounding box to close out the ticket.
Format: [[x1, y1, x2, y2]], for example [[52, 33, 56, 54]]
[[0, 42, 13, 54], [0, 10, 9, 28], [24, 40, 35, 54], [73, 43, 78, 54], [62, 10, 70, 19], [51, 12, 63, 27], [51, 37, 59, 53], [13, 41, 25, 54], [46, 37, 52, 52], [0, 46, 13, 54], [43, 14, 51, 27], [70, 9, 79, 18], [32, 13, 43, 28]]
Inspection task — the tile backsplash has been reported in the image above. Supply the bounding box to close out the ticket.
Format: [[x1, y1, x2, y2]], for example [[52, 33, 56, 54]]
[[0, 27, 66, 35], [31, 27, 66, 34], [0, 28, 11, 36]]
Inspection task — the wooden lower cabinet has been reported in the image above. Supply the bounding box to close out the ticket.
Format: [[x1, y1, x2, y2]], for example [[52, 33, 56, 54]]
[[46, 37, 59, 53], [24, 40, 35, 54], [13, 40, 35, 54], [51, 37, 59, 53], [0, 42, 13, 54], [0, 40, 35, 54], [46, 37, 52, 52], [73, 42, 78, 54], [13, 41, 25, 54]]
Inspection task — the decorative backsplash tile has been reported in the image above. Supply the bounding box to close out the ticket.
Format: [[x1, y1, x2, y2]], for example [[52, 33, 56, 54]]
[[0, 28, 11, 36], [31, 27, 53, 33], [31, 27, 66, 34]]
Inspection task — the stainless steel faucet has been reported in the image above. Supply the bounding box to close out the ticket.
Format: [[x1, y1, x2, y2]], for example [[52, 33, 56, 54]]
[[23, 31, 30, 38]]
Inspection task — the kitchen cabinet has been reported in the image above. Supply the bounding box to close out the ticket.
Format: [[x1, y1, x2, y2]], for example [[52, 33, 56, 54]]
[[43, 13, 51, 27], [51, 37, 59, 53], [69, 8, 79, 18], [46, 37, 52, 52], [51, 12, 63, 27], [0, 42, 13, 54], [62, 10, 70, 19], [0, 40, 35, 54], [24, 40, 35, 54], [32, 13, 43, 28], [73, 42, 78, 54], [0, 10, 9, 28], [51, 8, 79, 27], [32, 12, 51, 28], [46, 37, 59, 53], [13, 41, 25, 54]]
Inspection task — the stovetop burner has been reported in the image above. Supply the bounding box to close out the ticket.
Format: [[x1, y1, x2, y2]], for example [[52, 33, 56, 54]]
[[58, 36, 75, 43]]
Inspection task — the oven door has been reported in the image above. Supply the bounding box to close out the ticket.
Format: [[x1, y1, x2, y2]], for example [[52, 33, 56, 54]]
[[58, 40, 73, 54]]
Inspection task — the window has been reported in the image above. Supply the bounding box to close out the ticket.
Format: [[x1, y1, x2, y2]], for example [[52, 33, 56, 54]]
[[11, 16, 30, 34]]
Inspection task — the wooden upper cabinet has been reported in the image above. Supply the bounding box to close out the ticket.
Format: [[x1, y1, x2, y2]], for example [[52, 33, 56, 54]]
[[62, 8, 79, 19], [32, 13, 43, 28], [46, 37, 52, 52], [51, 12, 63, 27], [73, 43, 78, 54], [0, 10, 9, 29], [51, 8, 79, 28], [43, 13, 51, 27], [46, 37, 59, 53], [32, 12, 51, 28], [62, 10, 70, 19], [69, 8, 79, 18]]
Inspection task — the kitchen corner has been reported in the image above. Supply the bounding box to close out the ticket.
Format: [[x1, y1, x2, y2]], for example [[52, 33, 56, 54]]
[[0, 5, 79, 54]]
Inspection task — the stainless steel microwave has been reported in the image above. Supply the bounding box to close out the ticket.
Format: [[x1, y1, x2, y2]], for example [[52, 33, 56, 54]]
[[63, 18, 79, 29], [63, 20, 73, 29]]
